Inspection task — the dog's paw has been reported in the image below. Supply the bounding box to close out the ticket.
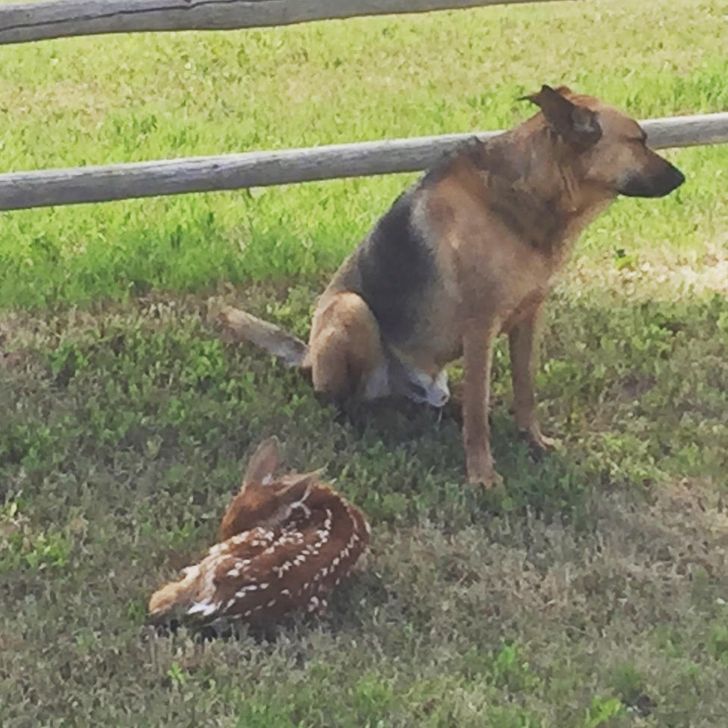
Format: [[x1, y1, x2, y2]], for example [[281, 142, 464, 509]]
[[467, 466, 504, 490], [519, 427, 562, 458], [538, 433, 562, 450]]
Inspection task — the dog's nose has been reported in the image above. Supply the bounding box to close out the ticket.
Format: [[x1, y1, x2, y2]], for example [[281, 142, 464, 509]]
[[655, 165, 685, 197], [619, 162, 686, 198], [655, 162, 685, 195], [666, 165, 685, 192]]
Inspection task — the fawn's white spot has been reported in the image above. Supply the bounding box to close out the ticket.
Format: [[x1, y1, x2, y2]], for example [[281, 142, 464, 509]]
[[188, 601, 217, 617]]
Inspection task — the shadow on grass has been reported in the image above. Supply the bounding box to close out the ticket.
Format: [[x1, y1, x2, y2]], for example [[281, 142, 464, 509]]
[[1, 285, 728, 725]]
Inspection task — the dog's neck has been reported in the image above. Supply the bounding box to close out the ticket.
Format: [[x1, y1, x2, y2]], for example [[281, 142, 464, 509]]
[[474, 125, 614, 256]]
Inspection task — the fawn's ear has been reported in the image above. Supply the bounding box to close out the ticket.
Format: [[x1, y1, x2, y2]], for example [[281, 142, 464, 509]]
[[522, 84, 602, 149], [242, 437, 281, 486], [279, 470, 321, 504]]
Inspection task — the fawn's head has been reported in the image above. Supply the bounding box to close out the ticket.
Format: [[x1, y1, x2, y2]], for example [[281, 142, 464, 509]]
[[220, 438, 320, 537]]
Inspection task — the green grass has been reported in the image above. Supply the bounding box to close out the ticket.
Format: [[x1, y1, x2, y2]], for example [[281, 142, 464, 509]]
[[2, 0, 728, 725], [0, 0, 727, 308], [2, 287, 728, 725]]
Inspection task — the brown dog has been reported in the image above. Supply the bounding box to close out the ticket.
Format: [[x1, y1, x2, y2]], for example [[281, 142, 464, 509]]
[[221, 85, 685, 487]]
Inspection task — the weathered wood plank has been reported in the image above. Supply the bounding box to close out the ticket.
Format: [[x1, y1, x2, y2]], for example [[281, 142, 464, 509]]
[[0, 0, 567, 45], [1, 113, 726, 212]]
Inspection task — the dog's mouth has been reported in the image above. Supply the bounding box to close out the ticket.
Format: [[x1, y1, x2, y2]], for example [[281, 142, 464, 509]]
[[397, 368, 450, 408], [406, 381, 449, 408], [618, 164, 685, 198]]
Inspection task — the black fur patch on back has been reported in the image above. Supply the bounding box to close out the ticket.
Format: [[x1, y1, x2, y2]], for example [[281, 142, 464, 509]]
[[354, 190, 435, 345]]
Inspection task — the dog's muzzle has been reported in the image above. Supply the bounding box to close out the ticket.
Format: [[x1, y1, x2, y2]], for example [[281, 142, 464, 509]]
[[619, 163, 685, 198]]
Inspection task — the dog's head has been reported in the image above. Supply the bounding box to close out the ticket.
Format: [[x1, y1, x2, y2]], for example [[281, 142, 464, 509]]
[[524, 85, 685, 199]]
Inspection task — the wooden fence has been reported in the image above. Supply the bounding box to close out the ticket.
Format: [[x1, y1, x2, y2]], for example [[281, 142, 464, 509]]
[[1, 0, 565, 45], [0, 0, 726, 212], [2, 114, 727, 212]]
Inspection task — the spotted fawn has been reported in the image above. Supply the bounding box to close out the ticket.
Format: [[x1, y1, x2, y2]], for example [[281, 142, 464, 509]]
[[148, 437, 370, 626]]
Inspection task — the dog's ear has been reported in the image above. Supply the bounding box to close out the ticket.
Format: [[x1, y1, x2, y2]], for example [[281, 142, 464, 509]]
[[522, 85, 602, 149]]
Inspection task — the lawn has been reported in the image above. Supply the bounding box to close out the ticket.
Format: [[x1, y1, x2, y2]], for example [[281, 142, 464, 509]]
[[1, 0, 728, 725]]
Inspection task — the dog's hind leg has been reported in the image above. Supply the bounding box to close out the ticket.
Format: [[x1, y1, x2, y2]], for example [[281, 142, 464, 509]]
[[308, 292, 388, 404]]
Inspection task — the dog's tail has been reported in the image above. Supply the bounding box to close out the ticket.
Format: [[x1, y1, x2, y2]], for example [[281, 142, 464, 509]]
[[218, 305, 308, 368]]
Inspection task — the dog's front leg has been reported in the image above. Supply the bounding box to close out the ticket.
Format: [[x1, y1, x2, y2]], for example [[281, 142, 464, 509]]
[[508, 305, 559, 454], [462, 323, 502, 488]]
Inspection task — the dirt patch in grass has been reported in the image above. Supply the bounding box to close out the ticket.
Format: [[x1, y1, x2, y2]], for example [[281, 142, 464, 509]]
[[569, 240, 728, 299]]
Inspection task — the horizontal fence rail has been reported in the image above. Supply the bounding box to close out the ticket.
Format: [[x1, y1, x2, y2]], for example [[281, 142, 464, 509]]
[[1, 113, 727, 212], [0, 0, 566, 45]]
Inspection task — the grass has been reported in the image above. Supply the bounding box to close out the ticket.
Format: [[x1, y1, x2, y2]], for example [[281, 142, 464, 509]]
[[2, 286, 728, 726], [0, 0, 727, 308], [1, 0, 728, 725]]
